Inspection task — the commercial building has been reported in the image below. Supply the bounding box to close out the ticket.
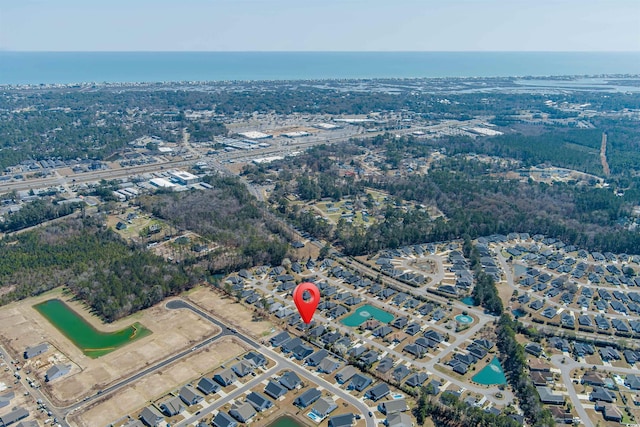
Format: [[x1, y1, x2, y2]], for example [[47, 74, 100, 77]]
[[282, 131, 310, 138], [150, 178, 175, 188], [238, 131, 272, 140], [168, 170, 199, 186]]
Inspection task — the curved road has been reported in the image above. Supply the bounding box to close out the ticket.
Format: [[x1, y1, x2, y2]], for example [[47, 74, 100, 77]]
[[60, 300, 237, 424], [167, 299, 375, 427]]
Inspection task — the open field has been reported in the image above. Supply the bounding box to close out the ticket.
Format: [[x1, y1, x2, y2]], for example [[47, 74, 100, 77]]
[[184, 287, 274, 339], [0, 288, 219, 406], [69, 336, 249, 427]]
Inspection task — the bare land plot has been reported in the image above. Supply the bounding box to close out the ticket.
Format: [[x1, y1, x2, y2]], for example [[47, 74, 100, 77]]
[[69, 335, 248, 427], [184, 287, 274, 339], [0, 288, 219, 406]]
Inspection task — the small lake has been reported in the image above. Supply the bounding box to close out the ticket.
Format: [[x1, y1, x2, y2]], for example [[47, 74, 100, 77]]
[[34, 299, 151, 358], [461, 296, 476, 306], [472, 356, 507, 386], [512, 308, 526, 318], [267, 415, 307, 427], [341, 304, 394, 327]]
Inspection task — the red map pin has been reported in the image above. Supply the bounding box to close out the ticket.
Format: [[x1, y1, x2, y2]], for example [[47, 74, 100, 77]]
[[293, 282, 320, 324]]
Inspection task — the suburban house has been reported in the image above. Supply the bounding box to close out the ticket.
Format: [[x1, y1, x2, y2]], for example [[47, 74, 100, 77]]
[[292, 344, 314, 360], [197, 377, 220, 395], [212, 411, 238, 427], [387, 412, 413, 427], [246, 391, 273, 412], [537, 387, 565, 405], [405, 372, 428, 387], [45, 364, 70, 382], [214, 369, 238, 387], [264, 380, 287, 399], [590, 387, 616, 403], [244, 351, 267, 367], [379, 399, 408, 415], [179, 385, 203, 406], [328, 413, 354, 427], [160, 396, 184, 416], [232, 360, 256, 377], [139, 406, 164, 427], [318, 357, 340, 374], [295, 388, 322, 408], [279, 371, 302, 390], [595, 402, 623, 422], [335, 366, 358, 384], [348, 373, 373, 392], [23, 343, 48, 359], [366, 383, 390, 401], [311, 397, 338, 418], [306, 349, 329, 367], [625, 374, 640, 390], [229, 402, 257, 423], [270, 331, 291, 347]]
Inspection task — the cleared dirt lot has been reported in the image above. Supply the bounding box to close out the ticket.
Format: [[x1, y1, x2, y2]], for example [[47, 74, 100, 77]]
[[69, 336, 248, 427], [185, 287, 274, 339], [0, 288, 220, 406]]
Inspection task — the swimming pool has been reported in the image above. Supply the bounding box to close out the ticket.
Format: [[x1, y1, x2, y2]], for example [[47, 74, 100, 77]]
[[455, 314, 474, 325]]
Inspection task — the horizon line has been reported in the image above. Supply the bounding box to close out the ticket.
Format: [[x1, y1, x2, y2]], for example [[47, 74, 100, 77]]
[[2, 50, 640, 54]]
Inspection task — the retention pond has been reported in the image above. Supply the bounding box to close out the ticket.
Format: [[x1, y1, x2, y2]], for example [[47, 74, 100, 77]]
[[34, 299, 151, 358]]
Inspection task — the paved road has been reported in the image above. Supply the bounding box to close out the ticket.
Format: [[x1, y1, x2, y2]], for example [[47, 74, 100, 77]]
[[0, 159, 198, 193], [59, 300, 241, 424], [170, 299, 375, 427], [549, 355, 594, 427], [234, 180, 513, 404], [165, 299, 257, 349], [250, 271, 514, 406], [0, 344, 68, 427]]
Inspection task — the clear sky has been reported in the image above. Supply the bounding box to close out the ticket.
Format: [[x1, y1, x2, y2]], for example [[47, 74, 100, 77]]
[[1, 0, 639, 51]]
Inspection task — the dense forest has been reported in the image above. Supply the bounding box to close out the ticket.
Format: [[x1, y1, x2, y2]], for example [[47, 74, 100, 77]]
[[497, 315, 555, 427], [0, 217, 197, 322], [137, 175, 291, 272], [413, 391, 522, 427], [0, 198, 83, 232], [265, 139, 640, 255]]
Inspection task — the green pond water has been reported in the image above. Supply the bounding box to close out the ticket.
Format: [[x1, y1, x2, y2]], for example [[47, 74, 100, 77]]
[[341, 304, 394, 327], [34, 299, 151, 358], [471, 356, 507, 386], [267, 415, 306, 427]]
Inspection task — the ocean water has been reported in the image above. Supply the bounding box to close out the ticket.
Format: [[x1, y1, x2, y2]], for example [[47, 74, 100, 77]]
[[1, 51, 639, 85]]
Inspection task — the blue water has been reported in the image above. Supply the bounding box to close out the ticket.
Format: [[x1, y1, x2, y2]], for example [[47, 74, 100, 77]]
[[472, 357, 507, 386], [461, 297, 477, 306], [1, 52, 640, 85], [512, 309, 526, 318], [455, 314, 474, 324]]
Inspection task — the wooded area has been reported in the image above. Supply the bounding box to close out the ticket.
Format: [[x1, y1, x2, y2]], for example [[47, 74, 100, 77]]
[[137, 175, 291, 272], [0, 217, 196, 322]]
